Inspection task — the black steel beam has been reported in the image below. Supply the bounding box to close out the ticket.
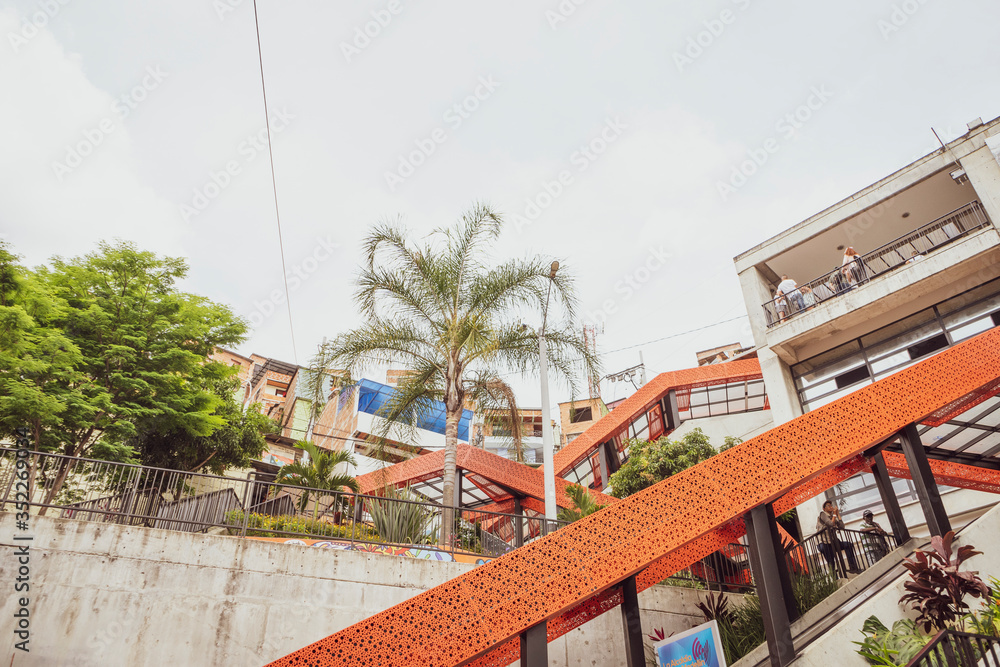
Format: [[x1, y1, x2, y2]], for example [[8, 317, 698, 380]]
[[899, 423, 952, 537], [513, 496, 524, 548], [597, 444, 611, 491], [870, 451, 910, 544], [665, 390, 681, 431], [519, 621, 547, 667], [621, 575, 645, 667], [745, 503, 796, 666]]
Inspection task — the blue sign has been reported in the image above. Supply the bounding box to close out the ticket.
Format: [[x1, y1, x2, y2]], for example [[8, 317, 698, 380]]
[[653, 620, 727, 667]]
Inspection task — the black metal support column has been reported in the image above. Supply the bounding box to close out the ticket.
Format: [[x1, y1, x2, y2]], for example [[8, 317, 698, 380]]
[[519, 621, 547, 667], [870, 451, 911, 544], [455, 468, 464, 509], [621, 575, 645, 667], [598, 444, 611, 491], [513, 496, 524, 548], [745, 503, 797, 667], [664, 390, 681, 431], [899, 423, 952, 537]]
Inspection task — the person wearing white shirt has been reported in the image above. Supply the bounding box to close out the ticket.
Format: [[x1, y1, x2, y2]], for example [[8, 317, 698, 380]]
[[777, 275, 804, 313]]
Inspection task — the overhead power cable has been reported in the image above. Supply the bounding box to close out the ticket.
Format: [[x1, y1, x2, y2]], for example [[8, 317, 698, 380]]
[[252, 0, 298, 363], [601, 314, 749, 355]]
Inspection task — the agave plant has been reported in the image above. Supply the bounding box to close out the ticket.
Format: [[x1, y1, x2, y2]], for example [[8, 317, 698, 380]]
[[899, 531, 991, 633], [367, 487, 435, 546]]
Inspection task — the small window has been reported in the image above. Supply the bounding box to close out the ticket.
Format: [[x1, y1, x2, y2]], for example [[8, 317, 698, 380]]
[[570, 407, 593, 423], [992, 311, 1000, 327], [834, 365, 871, 390], [907, 333, 948, 360]]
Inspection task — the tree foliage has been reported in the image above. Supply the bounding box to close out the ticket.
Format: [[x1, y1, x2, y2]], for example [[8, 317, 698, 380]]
[[557, 483, 607, 523], [130, 377, 277, 474], [608, 428, 736, 498], [275, 440, 360, 516], [0, 240, 266, 504], [312, 204, 599, 545]]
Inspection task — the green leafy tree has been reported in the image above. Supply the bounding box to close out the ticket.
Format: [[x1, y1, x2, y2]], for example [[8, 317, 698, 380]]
[[275, 440, 361, 518], [608, 428, 721, 498], [312, 204, 598, 545], [130, 376, 277, 474], [0, 242, 82, 452], [0, 241, 248, 510], [557, 483, 607, 523]]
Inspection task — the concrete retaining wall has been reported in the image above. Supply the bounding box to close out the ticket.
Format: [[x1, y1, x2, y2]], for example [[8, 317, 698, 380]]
[[0, 514, 725, 666]]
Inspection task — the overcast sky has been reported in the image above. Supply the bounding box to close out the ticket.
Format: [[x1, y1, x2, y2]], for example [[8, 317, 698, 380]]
[[2, 0, 999, 409]]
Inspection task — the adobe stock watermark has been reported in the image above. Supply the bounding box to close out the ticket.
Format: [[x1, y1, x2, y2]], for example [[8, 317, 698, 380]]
[[583, 245, 674, 329], [7, 0, 72, 53], [247, 235, 340, 327], [383, 76, 501, 192], [213, 0, 246, 21], [544, 0, 590, 30], [179, 109, 294, 222], [716, 85, 833, 202], [340, 0, 409, 63], [877, 0, 933, 40], [673, 0, 754, 72], [512, 116, 627, 233], [50, 66, 169, 182]]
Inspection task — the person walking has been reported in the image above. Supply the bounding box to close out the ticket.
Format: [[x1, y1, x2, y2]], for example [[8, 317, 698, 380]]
[[816, 500, 861, 576]]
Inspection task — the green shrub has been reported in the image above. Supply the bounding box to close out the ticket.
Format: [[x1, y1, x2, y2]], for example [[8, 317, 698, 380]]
[[224, 510, 380, 542], [854, 615, 931, 665], [793, 570, 839, 615]]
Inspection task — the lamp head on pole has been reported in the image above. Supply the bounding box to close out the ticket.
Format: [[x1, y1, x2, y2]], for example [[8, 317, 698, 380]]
[[549, 261, 560, 279]]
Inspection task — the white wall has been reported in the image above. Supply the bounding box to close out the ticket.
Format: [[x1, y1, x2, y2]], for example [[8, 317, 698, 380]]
[[0, 514, 724, 666]]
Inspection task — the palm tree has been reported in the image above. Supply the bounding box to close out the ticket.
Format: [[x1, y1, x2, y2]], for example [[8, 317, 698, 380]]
[[314, 204, 598, 546], [557, 484, 607, 523], [274, 441, 360, 519]]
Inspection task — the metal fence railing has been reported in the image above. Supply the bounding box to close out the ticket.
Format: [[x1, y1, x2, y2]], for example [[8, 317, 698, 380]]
[[0, 448, 565, 559], [663, 543, 755, 592], [784, 527, 900, 581], [763, 200, 992, 326], [907, 629, 1000, 666]]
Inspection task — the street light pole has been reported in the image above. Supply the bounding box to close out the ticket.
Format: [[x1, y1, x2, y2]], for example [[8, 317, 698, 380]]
[[540, 261, 559, 532]]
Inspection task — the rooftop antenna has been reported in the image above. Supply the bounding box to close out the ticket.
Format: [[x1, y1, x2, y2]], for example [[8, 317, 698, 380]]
[[932, 127, 968, 184], [583, 324, 601, 399]]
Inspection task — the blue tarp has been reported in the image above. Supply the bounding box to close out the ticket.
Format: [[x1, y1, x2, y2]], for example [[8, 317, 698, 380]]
[[355, 379, 472, 441]]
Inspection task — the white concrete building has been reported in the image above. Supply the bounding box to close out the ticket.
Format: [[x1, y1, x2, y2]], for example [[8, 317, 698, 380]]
[[734, 115, 1000, 536]]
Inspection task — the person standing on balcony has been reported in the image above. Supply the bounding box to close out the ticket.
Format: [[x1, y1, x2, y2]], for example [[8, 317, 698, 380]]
[[773, 289, 788, 322], [801, 285, 817, 310], [841, 247, 865, 287], [860, 510, 891, 563], [778, 275, 805, 313], [816, 500, 862, 575]]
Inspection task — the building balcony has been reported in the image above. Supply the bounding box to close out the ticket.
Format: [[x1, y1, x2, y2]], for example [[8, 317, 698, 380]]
[[762, 200, 992, 326]]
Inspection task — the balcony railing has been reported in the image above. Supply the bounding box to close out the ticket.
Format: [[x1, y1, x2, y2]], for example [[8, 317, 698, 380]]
[[907, 629, 1000, 666], [763, 201, 993, 327], [0, 447, 565, 559], [784, 527, 901, 580]]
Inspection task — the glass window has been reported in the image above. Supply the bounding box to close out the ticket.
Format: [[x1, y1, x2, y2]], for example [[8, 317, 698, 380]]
[[834, 365, 871, 390]]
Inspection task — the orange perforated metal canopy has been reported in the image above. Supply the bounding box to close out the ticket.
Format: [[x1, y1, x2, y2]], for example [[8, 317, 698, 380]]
[[269, 328, 1000, 667]]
